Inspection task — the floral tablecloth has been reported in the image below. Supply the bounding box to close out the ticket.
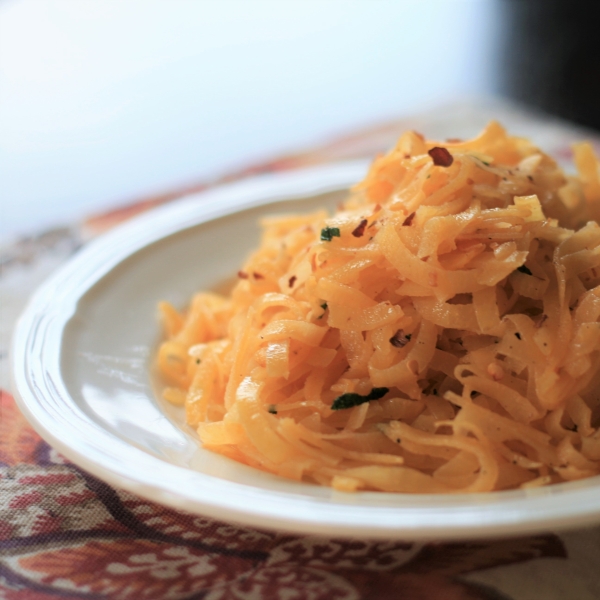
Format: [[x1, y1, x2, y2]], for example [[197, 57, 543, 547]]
[[3, 99, 600, 599]]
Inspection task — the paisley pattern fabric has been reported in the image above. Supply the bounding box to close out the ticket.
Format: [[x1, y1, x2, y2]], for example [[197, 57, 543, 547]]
[[3, 101, 600, 599], [0, 395, 569, 600]]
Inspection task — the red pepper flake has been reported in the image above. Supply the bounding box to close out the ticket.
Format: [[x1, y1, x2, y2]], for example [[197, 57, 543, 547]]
[[253, 272, 264, 279], [390, 330, 411, 348], [238, 271, 248, 279], [402, 212, 415, 226], [428, 147, 454, 167], [288, 275, 297, 288], [352, 219, 368, 238], [404, 154, 411, 159], [467, 178, 474, 185]]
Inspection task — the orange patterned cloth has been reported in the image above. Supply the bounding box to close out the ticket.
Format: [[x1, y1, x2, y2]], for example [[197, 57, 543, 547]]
[[0, 389, 570, 599], [2, 100, 600, 599]]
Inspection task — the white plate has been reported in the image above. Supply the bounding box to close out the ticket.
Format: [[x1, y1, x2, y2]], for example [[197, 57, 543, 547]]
[[12, 162, 600, 541]]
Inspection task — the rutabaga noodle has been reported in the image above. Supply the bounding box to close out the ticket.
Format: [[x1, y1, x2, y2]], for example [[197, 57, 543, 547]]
[[157, 122, 600, 493]]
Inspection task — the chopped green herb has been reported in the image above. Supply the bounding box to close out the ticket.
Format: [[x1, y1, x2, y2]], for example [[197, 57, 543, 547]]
[[268, 404, 278, 415], [317, 302, 328, 319], [195, 359, 201, 364], [482, 161, 490, 166], [331, 387, 389, 410], [320, 226, 341, 241], [517, 264, 532, 276]]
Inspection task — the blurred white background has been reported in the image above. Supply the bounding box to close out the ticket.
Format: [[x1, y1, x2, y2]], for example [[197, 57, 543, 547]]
[[0, 0, 501, 238]]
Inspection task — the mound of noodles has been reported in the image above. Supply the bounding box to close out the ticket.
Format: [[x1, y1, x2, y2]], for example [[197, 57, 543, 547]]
[[157, 122, 600, 493]]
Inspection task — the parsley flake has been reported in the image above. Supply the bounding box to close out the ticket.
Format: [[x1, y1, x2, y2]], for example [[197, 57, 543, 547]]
[[331, 387, 389, 410], [317, 302, 328, 319], [517, 264, 533, 276], [320, 226, 341, 241]]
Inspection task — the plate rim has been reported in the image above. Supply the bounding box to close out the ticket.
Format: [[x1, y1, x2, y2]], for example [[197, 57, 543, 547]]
[[11, 160, 600, 541]]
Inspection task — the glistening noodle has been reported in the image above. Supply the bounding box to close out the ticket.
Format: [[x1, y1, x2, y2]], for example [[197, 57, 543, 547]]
[[157, 122, 600, 493]]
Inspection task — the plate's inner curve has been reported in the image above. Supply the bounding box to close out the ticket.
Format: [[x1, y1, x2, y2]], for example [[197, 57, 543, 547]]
[[60, 188, 353, 496]]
